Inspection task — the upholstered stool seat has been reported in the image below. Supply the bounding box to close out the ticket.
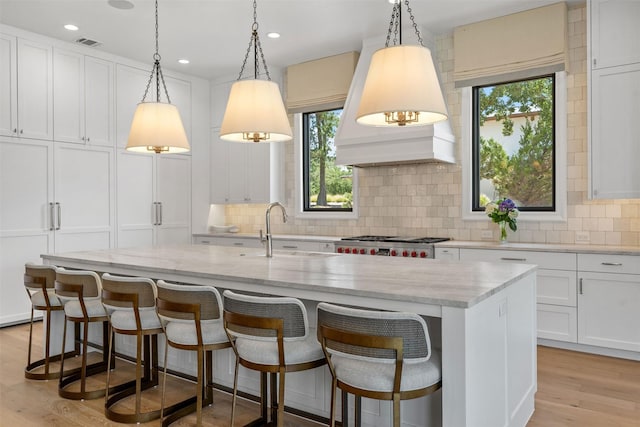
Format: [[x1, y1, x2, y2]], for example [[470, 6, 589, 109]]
[[223, 290, 327, 427], [24, 263, 79, 380], [101, 273, 164, 424], [317, 302, 442, 427], [55, 268, 112, 400], [156, 280, 232, 427]]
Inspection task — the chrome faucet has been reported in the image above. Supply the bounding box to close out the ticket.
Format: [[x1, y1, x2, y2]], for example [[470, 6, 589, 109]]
[[260, 202, 288, 257]]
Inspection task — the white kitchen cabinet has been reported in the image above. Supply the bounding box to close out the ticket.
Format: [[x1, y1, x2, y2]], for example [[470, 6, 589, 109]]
[[116, 64, 192, 149], [116, 150, 191, 248], [460, 248, 578, 342], [577, 254, 640, 352], [590, 0, 640, 70], [0, 138, 114, 325], [435, 247, 459, 260], [53, 49, 114, 146], [210, 129, 284, 204], [210, 80, 233, 129], [194, 235, 262, 249], [0, 34, 53, 140], [588, 1, 640, 199]]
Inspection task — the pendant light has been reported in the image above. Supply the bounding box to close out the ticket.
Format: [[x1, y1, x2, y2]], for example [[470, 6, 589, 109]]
[[357, 0, 448, 127], [126, 0, 189, 154], [219, 0, 292, 143]]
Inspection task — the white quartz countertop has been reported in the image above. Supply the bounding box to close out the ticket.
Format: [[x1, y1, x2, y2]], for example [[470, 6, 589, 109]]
[[436, 240, 640, 255], [42, 244, 535, 309]]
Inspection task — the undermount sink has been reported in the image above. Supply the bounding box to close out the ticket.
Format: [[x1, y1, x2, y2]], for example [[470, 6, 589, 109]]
[[239, 251, 338, 258]]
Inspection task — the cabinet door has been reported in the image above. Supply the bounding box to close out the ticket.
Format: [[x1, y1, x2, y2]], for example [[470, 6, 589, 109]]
[[85, 56, 114, 146], [116, 64, 148, 149], [211, 80, 233, 129], [590, 63, 640, 199], [17, 38, 53, 140], [53, 49, 84, 143], [53, 144, 114, 253], [0, 139, 54, 325], [116, 150, 155, 248], [0, 34, 17, 137], [578, 272, 640, 352], [246, 143, 270, 203], [156, 155, 191, 245], [227, 142, 248, 203], [435, 247, 460, 260], [210, 130, 230, 203], [165, 76, 191, 142], [590, 0, 640, 69]]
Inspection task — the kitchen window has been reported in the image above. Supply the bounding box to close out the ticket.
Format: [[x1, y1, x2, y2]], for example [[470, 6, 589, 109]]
[[294, 109, 358, 219], [462, 72, 567, 221]]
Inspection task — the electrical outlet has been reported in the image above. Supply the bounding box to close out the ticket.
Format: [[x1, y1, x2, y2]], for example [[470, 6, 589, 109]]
[[481, 230, 493, 239], [575, 231, 590, 243]]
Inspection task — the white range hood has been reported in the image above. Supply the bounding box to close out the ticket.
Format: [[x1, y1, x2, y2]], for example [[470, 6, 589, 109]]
[[335, 35, 456, 167]]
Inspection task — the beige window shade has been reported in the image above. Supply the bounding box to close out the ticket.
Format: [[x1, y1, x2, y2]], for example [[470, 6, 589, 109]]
[[454, 2, 568, 88], [286, 51, 359, 113]]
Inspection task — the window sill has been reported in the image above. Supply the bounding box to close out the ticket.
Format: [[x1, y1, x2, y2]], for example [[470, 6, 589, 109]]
[[462, 210, 566, 223]]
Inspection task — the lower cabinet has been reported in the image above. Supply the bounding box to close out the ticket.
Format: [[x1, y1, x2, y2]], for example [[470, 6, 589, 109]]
[[577, 254, 640, 353], [194, 235, 336, 253]]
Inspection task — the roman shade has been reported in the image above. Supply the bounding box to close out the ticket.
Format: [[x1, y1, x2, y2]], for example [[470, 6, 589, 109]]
[[454, 2, 568, 88], [286, 51, 359, 113]]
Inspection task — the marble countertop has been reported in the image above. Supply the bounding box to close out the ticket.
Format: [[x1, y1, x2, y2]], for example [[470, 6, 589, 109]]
[[42, 244, 535, 309], [436, 240, 640, 255]]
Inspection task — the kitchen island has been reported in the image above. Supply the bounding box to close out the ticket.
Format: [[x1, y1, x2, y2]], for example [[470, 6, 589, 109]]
[[42, 244, 537, 427]]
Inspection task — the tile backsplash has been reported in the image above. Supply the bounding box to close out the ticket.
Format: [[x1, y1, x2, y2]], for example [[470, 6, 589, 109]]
[[221, 4, 639, 247]]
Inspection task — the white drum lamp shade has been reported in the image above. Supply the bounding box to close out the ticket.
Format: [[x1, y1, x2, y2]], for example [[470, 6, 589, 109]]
[[220, 79, 292, 143], [126, 102, 190, 154], [356, 44, 448, 127]]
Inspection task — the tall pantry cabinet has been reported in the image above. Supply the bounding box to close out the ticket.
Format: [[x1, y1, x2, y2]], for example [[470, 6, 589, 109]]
[[588, 0, 640, 199], [0, 25, 199, 326]]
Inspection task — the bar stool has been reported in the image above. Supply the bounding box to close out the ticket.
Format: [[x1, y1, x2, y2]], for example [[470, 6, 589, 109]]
[[156, 280, 232, 427], [23, 262, 79, 380], [222, 290, 327, 427], [316, 302, 442, 427], [101, 273, 164, 423], [55, 267, 113, 400]]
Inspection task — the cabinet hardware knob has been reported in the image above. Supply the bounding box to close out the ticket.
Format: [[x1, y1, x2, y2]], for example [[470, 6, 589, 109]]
[[20, 129, 23, 134], [13, 128, 17, 133]]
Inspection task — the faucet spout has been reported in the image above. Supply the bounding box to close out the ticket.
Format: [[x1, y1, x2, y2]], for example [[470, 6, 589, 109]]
[[265, 202, 287, 257]]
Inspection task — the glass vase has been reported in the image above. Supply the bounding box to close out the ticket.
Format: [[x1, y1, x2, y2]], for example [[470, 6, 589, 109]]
[[499, 221, 508, 243]]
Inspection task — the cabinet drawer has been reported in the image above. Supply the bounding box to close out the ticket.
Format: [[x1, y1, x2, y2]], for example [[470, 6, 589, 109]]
[[272, 240, 321, 252], [578, 253, 640, 275], [537, 304, 577, 343], [537, 269, 577, 306], [460, 249, 576, 270], [435, 247, 460, 260]]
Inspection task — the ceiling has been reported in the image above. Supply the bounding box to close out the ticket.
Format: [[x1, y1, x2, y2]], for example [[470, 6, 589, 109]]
[[0, 0, 577, 80]]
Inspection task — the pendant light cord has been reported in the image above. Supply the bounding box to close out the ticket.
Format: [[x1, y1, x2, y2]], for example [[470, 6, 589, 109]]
[[236, 0, 271, 81], [141, 0, 171, 103], [384, 0, 424, 48]]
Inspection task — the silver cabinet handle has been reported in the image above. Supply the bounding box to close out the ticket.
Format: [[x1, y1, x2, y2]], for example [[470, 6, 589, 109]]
[[158, 202, 162, 226], [200, 240, 210, 244], [49, 202, 55, 230], [601, 262, 622, 266], [282, 245, 298, 249], [153, 202, 158, 225], [12, 128, 17, 134], [579, 278, 583, 295], [86, 137, 90, 142], [233, 242, 245, 246], [500, 257, 527, 262], [56, 202, 61, 230]]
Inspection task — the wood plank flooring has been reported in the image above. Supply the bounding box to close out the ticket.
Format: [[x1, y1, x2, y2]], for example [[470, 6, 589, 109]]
[[1, 322, 638, 426]]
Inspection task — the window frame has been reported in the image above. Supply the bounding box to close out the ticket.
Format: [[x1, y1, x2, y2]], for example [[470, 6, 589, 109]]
[[294, 112, 358, 220], [461, 71, 567, 222]]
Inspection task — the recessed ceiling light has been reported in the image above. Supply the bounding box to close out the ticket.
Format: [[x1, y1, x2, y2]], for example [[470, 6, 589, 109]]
[[64, 24, 79, 31], [178, 59, 190, 65], [267, 32, 281, 39], [108, 0, 135, 10]]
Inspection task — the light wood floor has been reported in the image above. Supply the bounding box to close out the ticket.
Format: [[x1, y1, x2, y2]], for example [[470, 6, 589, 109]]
[[1, 322, 638, 426]]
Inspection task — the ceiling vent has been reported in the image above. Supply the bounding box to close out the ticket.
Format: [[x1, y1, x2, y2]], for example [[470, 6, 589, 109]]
[[75, 38, 102, 47]]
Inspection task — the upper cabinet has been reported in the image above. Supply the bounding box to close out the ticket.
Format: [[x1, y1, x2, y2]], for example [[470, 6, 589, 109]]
[[588, 0, 640, 199], [0, 34, 53, 140], [53, 49, 115, 146]]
